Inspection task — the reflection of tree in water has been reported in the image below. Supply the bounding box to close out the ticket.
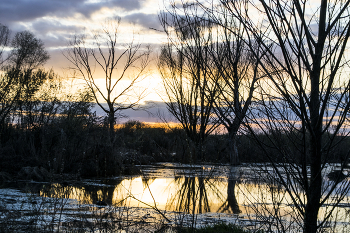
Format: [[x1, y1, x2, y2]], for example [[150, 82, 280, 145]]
[[38, 166, 241, 214], [40, 179, 123, 206], [141, 176, 156, 188], [86, 185, 116, 205], [167, 170, 226, 214], [218, 167, 240, 214], [177, 176, 209, 214]]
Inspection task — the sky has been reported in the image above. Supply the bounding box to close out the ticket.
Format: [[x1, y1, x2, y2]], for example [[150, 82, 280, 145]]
[[0, 0, 173, 123]]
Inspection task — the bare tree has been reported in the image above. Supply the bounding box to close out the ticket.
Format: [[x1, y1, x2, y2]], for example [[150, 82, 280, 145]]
[[159, 1, 264, 165], [206, 6, 265, 165], [202, 0, 350, 232], [65, 18, 150, 132], [158, 4, 220, 162]]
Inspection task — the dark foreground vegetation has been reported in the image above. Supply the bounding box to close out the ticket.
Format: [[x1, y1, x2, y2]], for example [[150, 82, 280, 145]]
[[177, 223, 259, 233]]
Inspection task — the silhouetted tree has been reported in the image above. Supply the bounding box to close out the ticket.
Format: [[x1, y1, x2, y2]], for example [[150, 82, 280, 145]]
[[159, 1, 264, 164], [65, 18, 150, 133], [204, 5, 264, 165], [202, 0, 350, 232], [9, 30, 49, 71], [158, 3, 220, 162], [0, 29, 50, 128]]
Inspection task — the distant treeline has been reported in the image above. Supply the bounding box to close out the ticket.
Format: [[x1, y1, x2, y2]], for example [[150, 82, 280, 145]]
[[1, 113, 349, 179]]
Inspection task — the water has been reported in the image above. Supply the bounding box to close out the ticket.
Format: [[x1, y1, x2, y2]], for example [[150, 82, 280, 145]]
[[40, 163, 239, 214], [2, 163, 350, 232]]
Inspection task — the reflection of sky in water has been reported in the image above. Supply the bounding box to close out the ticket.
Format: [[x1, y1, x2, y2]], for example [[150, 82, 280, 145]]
[[39, 163, 350, 230], [41, 176, 231, 213]]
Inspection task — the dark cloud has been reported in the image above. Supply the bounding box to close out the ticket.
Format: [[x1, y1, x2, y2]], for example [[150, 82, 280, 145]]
[[30, 20, 85, 47], [91, 101, 173, 123], [0, 0, 145, 26], [111, 0, 143, 11], [0, 0, 149, 47], [0, 0, 81, 25], [6, 22, 67, 47], [40, 34, 70, 48], [124, 12, 162, 31], [32, 20, 82, 35]]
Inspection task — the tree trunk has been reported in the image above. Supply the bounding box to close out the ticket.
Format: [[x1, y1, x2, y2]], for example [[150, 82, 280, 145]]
[[196, 139, 203, 162], [304, 109, 322, 233], [108, 110, 115, 142], [304, 33, 323, 232], [304, 130, 322, 233], [108, 111, 115, 133], [228, 129, 240, 165]]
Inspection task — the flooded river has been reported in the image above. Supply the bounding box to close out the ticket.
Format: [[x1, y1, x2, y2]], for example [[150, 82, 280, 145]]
[[1, 163, 350, 232]]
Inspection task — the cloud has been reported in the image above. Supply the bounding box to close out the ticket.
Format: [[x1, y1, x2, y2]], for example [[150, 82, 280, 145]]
[[0, 0, 149, 47], [0, 0, 166, 76], [124, 13, 161, 31], [91, 101, 173, 123], [110, 0, 143, 11], [40, 34, 70, 48], [30, 20, 85, 47], [0, 0, 146, 26], [32, 20, 82, 35], [1, 0, 81, 25]]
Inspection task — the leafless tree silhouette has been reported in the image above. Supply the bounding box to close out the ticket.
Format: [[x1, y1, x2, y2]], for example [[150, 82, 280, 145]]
[[159, 5, 220, 162], [200, 0, 350, 232], [65, 18, 150, 132], [159, 1, 265, 164]]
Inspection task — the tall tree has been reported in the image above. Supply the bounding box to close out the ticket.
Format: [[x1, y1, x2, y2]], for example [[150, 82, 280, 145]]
[[159, 1, 263, 164], [65, 18, 150, 132], [204, 0, 350, 232], [158, 4, 220, 162], [0, 29, 50, 127], [9, 31, 50, 127], [205, 6, 264, 165]]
